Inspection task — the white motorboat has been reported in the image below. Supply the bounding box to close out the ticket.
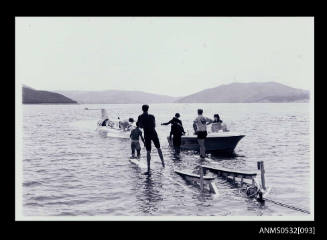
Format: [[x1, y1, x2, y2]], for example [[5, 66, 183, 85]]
[[88, 108, 132, 139]]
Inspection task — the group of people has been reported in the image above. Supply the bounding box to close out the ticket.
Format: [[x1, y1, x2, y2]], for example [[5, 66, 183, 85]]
[[163, 109, 228, 158], [101, 104, 227, 174], [100, 117, 134, 131], [192, 109, 228, 158]]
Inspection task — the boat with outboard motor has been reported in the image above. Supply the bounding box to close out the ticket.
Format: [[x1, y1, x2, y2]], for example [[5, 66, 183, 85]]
[[167, 131, 245, 154], [96, 117, 133, 139], [86, 108, 132, 139]]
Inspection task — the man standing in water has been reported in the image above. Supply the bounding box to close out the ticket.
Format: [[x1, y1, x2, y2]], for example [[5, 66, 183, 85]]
[[193, 109, 213, 158], [161, 113, 185, 155], [137, 104, 165, 174]]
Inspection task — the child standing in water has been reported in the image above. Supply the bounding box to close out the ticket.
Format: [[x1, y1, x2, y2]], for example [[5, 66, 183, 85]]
[[130, 122, 145, 159]]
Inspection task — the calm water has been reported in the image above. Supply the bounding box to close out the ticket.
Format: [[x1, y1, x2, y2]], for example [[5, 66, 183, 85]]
[[22, 103, 311, 216]]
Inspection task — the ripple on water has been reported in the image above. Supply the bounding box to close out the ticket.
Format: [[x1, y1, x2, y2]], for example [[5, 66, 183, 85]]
[[23, 181, 42, 187], [22, 103, 311, 216]]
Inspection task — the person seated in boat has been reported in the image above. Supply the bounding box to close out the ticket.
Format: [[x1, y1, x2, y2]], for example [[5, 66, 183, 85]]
[[119, 118, 134, 131], [100, 118, 115, 127], [193, 109, 213, 158], [101, 118, 109, 126], [211, 114, 228, 132], [130, 122, 145, 159]]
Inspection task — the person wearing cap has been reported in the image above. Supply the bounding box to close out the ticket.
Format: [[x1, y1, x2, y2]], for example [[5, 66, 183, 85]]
[[193, 109, 213, 158], [161, 113, 185, 155], [211, 114, 228, 132], [137, 104, 165, 174]]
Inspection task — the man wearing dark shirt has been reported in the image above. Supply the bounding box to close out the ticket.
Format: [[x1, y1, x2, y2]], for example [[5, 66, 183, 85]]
[[161, 113, 183, 127], [137, 104, 165, 174], [161, 113, 185, 155]]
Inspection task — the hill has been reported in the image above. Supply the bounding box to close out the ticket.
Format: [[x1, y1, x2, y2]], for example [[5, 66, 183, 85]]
[[176, 82, 310, 103], [55, 90, 179, 104], [23, 86, 77, 104]]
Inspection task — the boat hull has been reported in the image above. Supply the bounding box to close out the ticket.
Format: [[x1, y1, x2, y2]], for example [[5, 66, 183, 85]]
[[97, 126, 130, 139], [167, 132, 245, 154]]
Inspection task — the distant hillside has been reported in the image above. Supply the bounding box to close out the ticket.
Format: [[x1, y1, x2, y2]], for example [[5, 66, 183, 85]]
[[23, 86, 77, 104], [22, 84, 34, 90], [55, 90, 179, 104], [176, 82, 310, 103]]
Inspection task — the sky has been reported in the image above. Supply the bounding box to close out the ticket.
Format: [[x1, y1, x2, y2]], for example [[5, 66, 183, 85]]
[[16, 17, 314, 97]]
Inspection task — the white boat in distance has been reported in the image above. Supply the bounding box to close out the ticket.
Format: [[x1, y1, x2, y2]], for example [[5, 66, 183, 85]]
[[86, 108, 131, 139], [167, 131, 245, 154]]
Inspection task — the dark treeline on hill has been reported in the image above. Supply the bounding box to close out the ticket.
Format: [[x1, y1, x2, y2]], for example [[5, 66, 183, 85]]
[[23, 86, 77, 104], [176, 82, 310, 103]]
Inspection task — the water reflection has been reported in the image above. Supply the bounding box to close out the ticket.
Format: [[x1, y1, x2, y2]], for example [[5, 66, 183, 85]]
[[168, 148, 182, 161], [137, 172, 164, 215], [245, 197, 266, 216], [209, 152, 240, 160]]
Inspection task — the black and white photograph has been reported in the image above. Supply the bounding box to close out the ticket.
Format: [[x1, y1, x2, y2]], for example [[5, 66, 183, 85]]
[[15, 17, 314, 221]]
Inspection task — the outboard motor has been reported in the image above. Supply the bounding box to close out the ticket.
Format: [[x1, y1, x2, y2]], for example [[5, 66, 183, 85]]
[[101, 109, 108, 120]]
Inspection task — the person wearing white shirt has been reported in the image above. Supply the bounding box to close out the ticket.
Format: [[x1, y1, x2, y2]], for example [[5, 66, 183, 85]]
[[193, 109, 213, 158]]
